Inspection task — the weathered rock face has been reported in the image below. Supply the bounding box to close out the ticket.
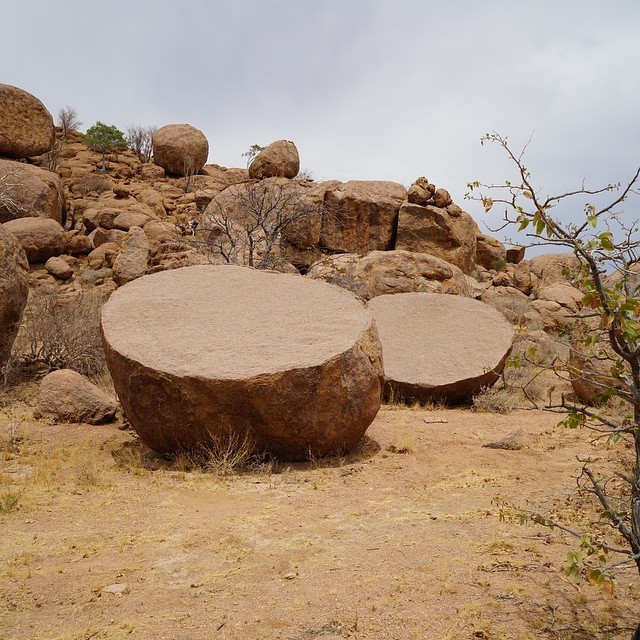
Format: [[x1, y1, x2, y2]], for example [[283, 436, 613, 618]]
[[34, 369, 118, 424], [112, 227, 151, 285], [395, 203, 479, 273], [528, 252, 580, 288], [0, 225, 29, 369], [568, 326, 626, 406], [475, 233, 507, 270], [248, 140, 300, 179], [0, 83, 55, 158], [307, 250, 472, 300], [3, 217, 67, 263], [320, 181, 407, 253], [152, 124, 209, 177], [0, 159, 65, 223], [101, 265, 384, 460], [524, 283, 583, 331], [367, 293, 515, 403]]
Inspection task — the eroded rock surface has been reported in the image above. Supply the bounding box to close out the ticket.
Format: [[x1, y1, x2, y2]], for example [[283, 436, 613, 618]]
[[0, 83, 55, 158], [307, 250, 472, 300], [367, 293, 515, 403], [101, 265, 384, 460], [0, 225, 29, 369]]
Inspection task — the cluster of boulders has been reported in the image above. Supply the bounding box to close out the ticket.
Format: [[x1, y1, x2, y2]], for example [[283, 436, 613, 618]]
[[0, 82, 594, 459]]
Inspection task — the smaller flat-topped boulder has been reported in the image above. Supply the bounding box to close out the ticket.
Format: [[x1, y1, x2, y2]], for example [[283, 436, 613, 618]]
[[367, 293, 515, 403], [101, 265, 384, 460]]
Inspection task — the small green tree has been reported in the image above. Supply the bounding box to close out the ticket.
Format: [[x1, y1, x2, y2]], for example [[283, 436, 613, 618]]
[[241, 143, 265, 167], [84, 122, 128, 172], [468, 132, 640, 637]]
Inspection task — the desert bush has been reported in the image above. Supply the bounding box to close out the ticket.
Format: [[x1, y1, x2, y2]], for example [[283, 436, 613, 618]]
[[12, 288, 106, 377], [57, 106, 82, 138], [171, 428, 270, 476], [125, 124, 156, 163], [0, 170, 27, 218], [197, 179, 321, 269], [84, 121, 128, 172], [70, 173, 112, 197]]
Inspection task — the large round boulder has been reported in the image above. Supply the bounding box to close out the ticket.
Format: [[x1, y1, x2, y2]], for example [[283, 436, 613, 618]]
[[0, 84, 55, 158], [101, 265, 384, 460], [248, 140, 300, 179], [152, 124, 209, 177], [367, 293, 515, 403], [0, 158, 65, 223], [3, 217, 67, 264], [0, 225, 29, 369]]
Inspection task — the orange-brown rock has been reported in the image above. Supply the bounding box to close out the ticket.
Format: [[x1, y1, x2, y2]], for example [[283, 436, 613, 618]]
[[528, 252, 580, 287], [306, 250, 472, 300], [0, 84, 55, 158], [395, 203, 479, 273], [34, 369, 118, 424], [475, 233, 507, 270], [0, 224, 29, 368], [3, 217, 67, 264], [0, 159, 65, 223], [45, 256, 73, 280], [368, 293, 514, 403], [248, 140, 299, 179], [112, 227, 151, 285], [101, 265, 384, 460], [320, 181, 406, 253], [152, 124, 209, 177]]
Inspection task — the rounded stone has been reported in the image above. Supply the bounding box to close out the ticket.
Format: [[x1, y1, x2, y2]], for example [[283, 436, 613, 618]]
[[101, 265, 384, 460], [152, 124, 208, 177], [0, 84, 55, 158], [367, 292, 515, 403]]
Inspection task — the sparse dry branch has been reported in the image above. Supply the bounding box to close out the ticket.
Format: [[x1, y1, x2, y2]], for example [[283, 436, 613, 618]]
[[469, 132, 640, 600], [196, 180, 322, 269], [126, 124, 156, 163], [0, 170, 27, 218]]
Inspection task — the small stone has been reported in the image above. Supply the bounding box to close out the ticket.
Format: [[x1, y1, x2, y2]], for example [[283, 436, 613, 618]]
[[101, 583, 129, 596]]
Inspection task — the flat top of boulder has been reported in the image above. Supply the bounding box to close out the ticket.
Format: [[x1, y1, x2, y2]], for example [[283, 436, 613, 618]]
[[101, 264, 373, 379], [367, 292, 515, 386]]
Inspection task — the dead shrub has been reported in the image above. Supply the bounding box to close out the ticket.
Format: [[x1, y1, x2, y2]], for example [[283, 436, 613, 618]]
[[11, 288, 106, 377], [171, 428, 269, 476], [473, 332, 569, 412], [70, 174, 113, 197]]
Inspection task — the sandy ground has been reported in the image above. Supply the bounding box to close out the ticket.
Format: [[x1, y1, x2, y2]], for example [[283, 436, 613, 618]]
[[1, 405, 639, 640]]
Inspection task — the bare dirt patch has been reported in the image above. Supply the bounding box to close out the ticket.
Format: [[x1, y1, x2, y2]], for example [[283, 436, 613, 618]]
[[1, 406, 638, 639]]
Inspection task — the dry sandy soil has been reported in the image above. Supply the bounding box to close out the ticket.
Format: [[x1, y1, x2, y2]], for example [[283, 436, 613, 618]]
[[1, 401, 639, 640]]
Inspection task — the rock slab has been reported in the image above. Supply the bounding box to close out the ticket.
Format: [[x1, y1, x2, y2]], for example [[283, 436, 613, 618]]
[[101, 265, 384, 460], [0, 225, 29, 369], [367, 293, 515, 403]]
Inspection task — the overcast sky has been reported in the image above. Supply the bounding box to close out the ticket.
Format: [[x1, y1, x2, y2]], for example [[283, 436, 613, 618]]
[[2, 0, 639, 245]]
